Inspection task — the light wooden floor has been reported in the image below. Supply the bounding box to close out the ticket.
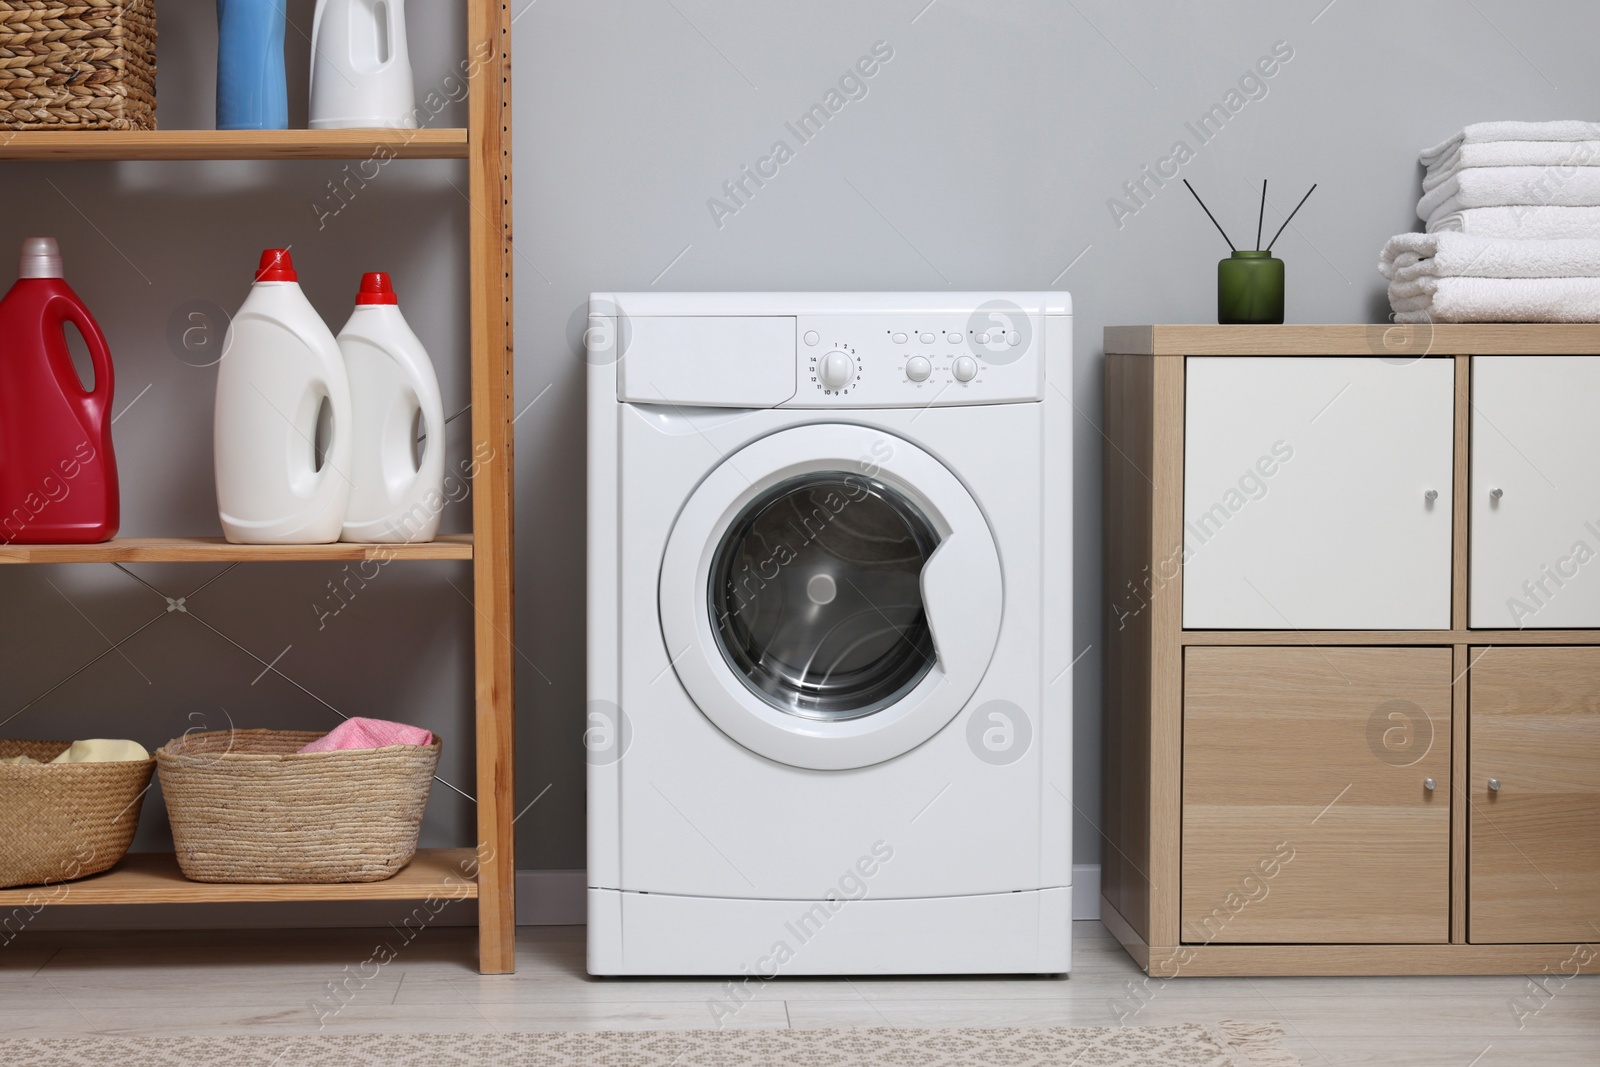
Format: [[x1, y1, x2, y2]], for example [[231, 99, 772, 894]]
[[2, 921, 1595, 1065]]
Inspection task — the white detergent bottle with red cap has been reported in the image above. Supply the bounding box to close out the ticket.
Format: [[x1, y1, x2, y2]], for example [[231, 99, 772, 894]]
[[214, 249, 352, 544], [337, 272, 445, 543]]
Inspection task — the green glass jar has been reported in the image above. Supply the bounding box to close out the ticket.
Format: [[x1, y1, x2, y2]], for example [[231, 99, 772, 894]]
[[1217, 250, 1284, 325]]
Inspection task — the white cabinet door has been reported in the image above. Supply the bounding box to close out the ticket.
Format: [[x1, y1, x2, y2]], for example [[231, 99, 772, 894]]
[[1183, 357, 1454, 630], [1471, 356, 1600, 629]]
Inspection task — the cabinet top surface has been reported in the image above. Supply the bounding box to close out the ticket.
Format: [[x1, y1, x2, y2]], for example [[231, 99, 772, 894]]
[[1105, 324, 1600, 356]]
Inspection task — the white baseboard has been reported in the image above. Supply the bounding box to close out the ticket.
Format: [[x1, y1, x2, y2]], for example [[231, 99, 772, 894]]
[[1072, 864, 1101, 920], [515, 869, 587, 925]]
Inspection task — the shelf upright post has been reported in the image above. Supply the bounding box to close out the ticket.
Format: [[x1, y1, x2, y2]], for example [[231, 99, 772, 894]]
[[466, 0, 517, 975]]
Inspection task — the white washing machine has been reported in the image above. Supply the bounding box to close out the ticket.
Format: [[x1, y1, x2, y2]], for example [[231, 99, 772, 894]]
[[586, 292, 1072, 976]]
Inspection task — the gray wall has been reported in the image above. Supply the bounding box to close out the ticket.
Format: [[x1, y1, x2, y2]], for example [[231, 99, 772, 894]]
[[509, 0, 1600, 872], [3, 1, 1594, 881]]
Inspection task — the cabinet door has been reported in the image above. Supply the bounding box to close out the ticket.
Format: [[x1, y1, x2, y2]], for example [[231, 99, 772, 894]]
[[1469, 647, 1600, 943], [1470, 356, 1600, 628], [1183, 647, 1453, 944], [1183, 357, 1454, 630]]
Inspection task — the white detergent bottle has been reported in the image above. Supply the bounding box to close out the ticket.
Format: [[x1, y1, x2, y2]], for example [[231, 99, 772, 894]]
[[214, 249, 353, 545], [309, 0, 418, 130], [338, 272, 445, 544]]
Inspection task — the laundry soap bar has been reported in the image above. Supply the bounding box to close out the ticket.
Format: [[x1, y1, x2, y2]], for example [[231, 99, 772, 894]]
[[48, 739, 150, 764]]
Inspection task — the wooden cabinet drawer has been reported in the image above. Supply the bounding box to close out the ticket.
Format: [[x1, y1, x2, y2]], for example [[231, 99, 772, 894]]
[[1183, 647, 1453, 944], [1469, 646, 1600, 942], [1182, 357, 1453, 630]]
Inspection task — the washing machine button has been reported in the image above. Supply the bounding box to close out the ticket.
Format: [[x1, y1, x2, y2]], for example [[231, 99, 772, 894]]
[[953, 355, 979, 382], [803, 330, 820, 346], [891, 332, 908, 345], [919, 332, 935, 344], [819, 350, 856, 389], [906, 355, 932, 382]]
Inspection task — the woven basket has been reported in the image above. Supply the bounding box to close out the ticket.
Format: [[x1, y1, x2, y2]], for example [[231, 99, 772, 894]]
[[157, 729, 440, 884], [0, 739, 155, 890], [0, 1, 157, 130]]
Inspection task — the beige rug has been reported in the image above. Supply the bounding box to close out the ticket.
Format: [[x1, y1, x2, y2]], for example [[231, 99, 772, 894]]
[[0, 1023, 1299, 1066]]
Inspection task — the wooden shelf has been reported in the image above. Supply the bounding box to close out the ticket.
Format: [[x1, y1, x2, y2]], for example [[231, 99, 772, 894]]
[[0, 128, 468, 162], [0, 850, 479, 906], [0, 534, 473, 565], [1106, 323, 1600, 356]]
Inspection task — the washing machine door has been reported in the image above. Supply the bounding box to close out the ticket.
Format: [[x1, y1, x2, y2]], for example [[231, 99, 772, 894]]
[[659, 423, 1003, 770]]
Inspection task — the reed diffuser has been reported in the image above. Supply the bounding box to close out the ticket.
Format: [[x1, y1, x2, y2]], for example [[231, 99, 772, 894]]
[[1184, 179, 1316, 325]]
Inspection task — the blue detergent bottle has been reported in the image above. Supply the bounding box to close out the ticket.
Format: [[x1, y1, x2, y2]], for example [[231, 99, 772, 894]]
[[216, 0, 289, 130]]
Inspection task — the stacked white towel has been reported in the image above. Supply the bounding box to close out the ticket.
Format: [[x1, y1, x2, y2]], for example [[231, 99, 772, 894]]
[[1384, 121, 1600, 322]]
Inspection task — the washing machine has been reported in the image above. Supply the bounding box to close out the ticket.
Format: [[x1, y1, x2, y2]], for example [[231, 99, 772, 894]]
[[586, 292, 1072, 976]]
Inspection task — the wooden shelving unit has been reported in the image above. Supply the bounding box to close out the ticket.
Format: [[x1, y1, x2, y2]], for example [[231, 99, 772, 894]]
[[1, 3, 516, 972]]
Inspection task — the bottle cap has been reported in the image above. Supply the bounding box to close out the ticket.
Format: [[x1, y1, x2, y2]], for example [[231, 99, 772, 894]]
[[255, 249, 298, 283], [19, 237, 63, 279], [356, 272, 399, 305]]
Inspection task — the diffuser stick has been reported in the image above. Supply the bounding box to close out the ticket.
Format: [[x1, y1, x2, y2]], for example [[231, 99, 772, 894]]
[[1256, 179, 1267, 250], [1265, 183, 1318, 253], [1183, 180, 1236, 253]]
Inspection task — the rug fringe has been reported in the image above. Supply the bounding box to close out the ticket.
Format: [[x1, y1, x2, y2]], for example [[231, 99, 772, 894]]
[[1212, 1021, 1304, 1067]]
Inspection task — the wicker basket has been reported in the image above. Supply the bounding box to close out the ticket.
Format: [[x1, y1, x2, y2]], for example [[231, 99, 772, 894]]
[[156, 729, 440, 884], [0, 739, 155, 890], [0, 1, 157, 131]]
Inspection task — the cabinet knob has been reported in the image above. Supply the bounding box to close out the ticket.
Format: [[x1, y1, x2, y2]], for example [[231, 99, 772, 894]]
[[1425, 489, 1438, 502], [1424, 777, 1436, 791], [1488, 778, 1501, 792], [1490, 488, 1504, 501]]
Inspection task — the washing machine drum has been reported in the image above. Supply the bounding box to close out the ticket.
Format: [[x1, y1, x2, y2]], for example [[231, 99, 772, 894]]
[[710, 473, 939, 721], [659, 424, 1003, 771]]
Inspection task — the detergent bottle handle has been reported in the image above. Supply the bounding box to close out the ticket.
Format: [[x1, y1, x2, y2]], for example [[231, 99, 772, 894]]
[[44, 292, 115, 428]]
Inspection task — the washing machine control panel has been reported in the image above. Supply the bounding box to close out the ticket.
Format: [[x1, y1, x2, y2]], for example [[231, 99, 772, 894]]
[[783, 311, 1049, 408]]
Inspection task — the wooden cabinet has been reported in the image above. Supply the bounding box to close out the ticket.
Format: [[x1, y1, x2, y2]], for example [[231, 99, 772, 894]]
[[1470, 356, 1600, 628], [1183, 647, 1452, 944], [1102, 325, 1600, 977], [1468, 647, 1600, 943], [1183, 358, 1454, 630]]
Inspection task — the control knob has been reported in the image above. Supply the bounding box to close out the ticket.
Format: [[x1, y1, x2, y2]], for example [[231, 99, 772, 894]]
[[819, 350, 856, 390]]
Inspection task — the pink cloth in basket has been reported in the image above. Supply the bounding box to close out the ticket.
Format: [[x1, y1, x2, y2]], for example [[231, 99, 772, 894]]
[[297, 718, 434, 753]]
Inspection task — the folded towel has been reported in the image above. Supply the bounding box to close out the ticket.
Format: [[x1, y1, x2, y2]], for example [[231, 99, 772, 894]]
[[1418, 166, 1600, 225], [1423, 141, 1600, 192], [1379, 232, 1600, 282], [49, 739, 150, 764], [1421, 121, 1600, 168], [1, 755, 40, 765], [1428, 205, 1600, 238], [1388, 275, 1600, 323], [297, 717, 433, 753]]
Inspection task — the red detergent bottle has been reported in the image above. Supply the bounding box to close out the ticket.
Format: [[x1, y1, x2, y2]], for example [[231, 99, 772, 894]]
[[0, 238, 118, 544]]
